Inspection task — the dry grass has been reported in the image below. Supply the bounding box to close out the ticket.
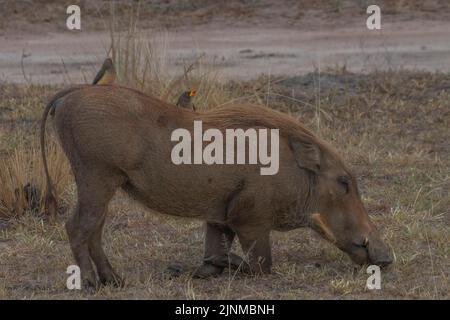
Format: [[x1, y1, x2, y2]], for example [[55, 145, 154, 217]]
[[0, 138, 71, 218], [0, 67, 448, 299], [0, 83, 73, 220]]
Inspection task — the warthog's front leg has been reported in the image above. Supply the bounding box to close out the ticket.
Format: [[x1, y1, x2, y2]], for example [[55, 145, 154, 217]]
[[167, 222, 246, 278], [193, 222, 247, 278], [235, 227, 272, 274], [203, 251, 249, 271]]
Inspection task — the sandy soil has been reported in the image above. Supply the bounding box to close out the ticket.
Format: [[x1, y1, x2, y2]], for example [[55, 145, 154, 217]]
[[1, 18, 450, 84]]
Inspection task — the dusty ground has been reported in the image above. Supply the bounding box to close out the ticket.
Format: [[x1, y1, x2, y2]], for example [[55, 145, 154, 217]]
[[0, 0, 449, 300], [2, 1, 450, 83]]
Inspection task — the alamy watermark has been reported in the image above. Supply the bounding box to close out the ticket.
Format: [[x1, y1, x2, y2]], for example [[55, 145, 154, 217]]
[[66, 265, 81, 290], [66, 5, 81, 30], [65, 263, 382, 290], [67, 4, 381, 31], [366, 5, 381, 30], [366, 265, 382, 290], [171, 120, 280, 175]]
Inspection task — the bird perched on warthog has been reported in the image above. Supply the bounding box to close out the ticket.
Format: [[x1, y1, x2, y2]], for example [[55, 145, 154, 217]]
[[41, 85, 392, 289], [176, 89, 197, 110], [91, 58, 116, 85]]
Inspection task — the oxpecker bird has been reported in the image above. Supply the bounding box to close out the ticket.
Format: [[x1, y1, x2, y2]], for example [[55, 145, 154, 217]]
[[176, 89, 197, 110], [92, 58, 116, 85]]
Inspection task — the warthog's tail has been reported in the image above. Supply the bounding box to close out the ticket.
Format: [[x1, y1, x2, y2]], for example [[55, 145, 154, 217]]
[[40, 98, 58, 219], [40, 85, 88, 219]]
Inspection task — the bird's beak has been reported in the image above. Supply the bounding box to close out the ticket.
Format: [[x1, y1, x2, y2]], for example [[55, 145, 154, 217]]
[[189, 90, 197, 97]]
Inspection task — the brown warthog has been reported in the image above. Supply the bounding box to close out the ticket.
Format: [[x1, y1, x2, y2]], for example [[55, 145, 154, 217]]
[[41, 85, 392, 288]]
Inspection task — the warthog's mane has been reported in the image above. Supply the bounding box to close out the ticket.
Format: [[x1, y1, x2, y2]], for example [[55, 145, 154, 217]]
[[200, 104, 343, 163]]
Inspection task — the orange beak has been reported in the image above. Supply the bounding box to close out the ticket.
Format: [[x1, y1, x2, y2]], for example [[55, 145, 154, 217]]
[[188, 89, 197, 97]]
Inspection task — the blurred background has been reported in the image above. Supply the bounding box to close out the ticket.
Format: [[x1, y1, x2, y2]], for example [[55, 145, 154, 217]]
[[1, 0, 450, 83]]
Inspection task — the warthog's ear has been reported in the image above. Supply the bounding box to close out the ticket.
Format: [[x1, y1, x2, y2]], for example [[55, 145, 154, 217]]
[[289, 137, 321, 174]]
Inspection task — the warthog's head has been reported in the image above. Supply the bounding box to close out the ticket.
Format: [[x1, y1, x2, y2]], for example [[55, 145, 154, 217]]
[[290, 137, 393, 267]]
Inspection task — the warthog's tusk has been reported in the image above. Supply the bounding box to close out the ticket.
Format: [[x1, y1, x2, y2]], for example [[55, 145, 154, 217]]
[[311, 213, 337, 243], [363, 237, 369, 247]]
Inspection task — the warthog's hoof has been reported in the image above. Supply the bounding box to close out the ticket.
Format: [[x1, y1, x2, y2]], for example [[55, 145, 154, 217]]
[[204, 253, 251, 273], [192, 263, 224, 279], [165, 252, 250, 279]]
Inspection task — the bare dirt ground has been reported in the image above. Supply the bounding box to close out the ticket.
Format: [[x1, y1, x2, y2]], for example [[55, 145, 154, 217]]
[[2, 19, 450, 83], [0, 0, 449, 300], [1, 1, 450, 83]]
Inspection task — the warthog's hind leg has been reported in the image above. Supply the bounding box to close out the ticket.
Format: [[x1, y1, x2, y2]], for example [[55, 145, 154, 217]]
[[88, 215, 124, 287], [66, 165, 125, 290], [66, 201, 97, 290]]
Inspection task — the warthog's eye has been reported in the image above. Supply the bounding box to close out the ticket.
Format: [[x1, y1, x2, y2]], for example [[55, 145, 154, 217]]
[[337, 175, 350, 193]]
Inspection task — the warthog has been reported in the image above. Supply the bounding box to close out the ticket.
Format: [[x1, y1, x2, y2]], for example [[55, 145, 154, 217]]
[[41, 85, 392, 288]]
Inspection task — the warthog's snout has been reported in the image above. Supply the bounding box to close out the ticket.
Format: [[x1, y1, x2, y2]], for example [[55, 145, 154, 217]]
[[311, 214, 393, 268], [346, 233, 393, 267]]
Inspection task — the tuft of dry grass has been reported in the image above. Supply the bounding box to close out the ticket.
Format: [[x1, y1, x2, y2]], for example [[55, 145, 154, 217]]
[[0, 138, 72, 219]]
